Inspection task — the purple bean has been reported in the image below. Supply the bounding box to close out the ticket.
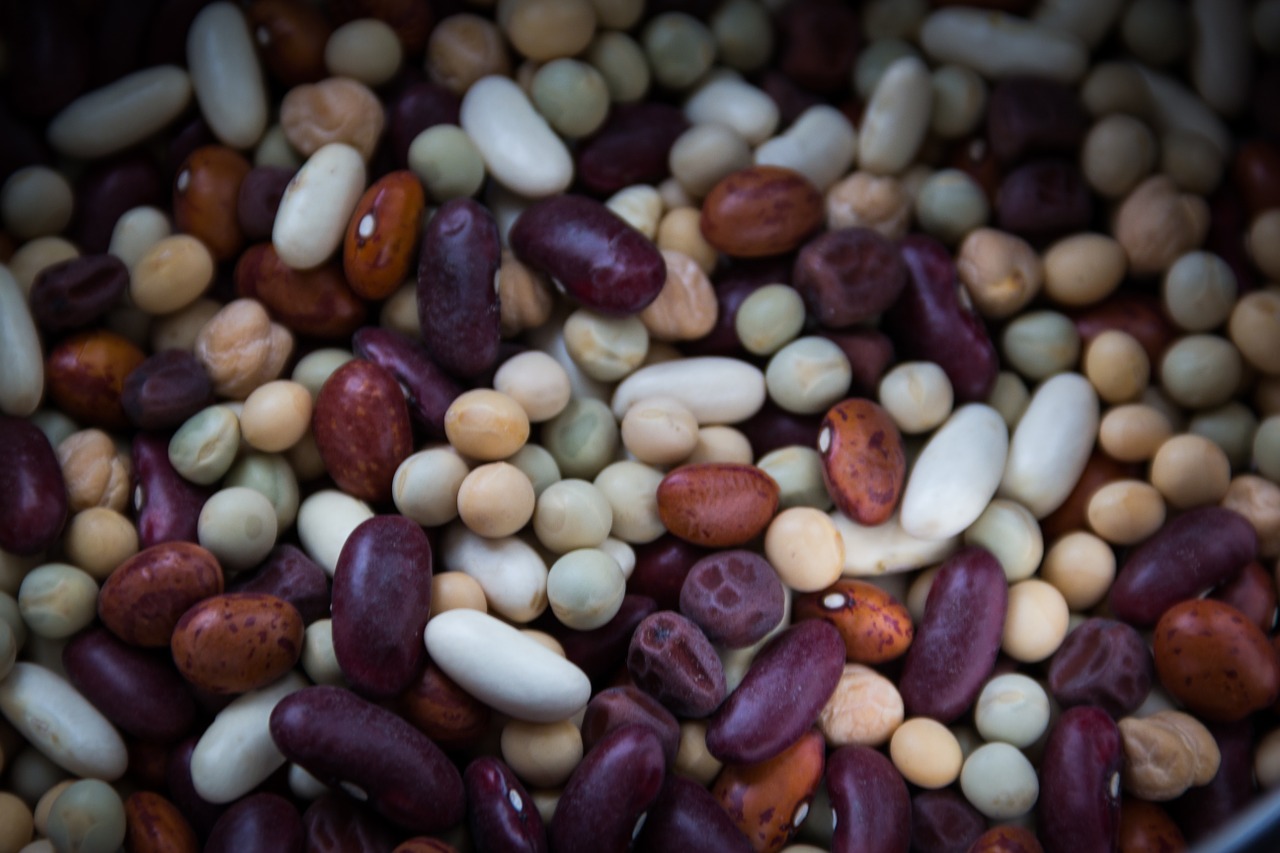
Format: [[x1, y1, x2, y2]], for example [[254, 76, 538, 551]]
[[679, 550, 785, 649], [581, 686, 680, 767], [548, 724, 665, 853], [1109, 507, 1257, 626], [121, 350, 214, 431], [827, 745, 912, 853], [820, 329, 897, 397], [898, 547, 1008, 723], [237, 165, 295, 241], [910, 790, 986, 853], [0, 415, 68, 555], [985, 77, 1087, 165], [775, 0, 860, 93], [539, 595, 657, 684], [629, 536, 709, 611], [72, 152, 164, 252], [1, 0, 88, 117], [417, 197, 502, 379], [387, 81, 462, 169], [229, 544, 331, 625], [1037, 706, 1123, 853], [634, 775, 753, 853], [509, 195, 666, 316], [1047, 618, 1153, 718], [464, 756, 548, 853], [332, 516, 432, 698], [302, 793, 399, 853], [705, 619, 844, 764], [351, 327, 463, 440], [736, 402, 823, 458], [627, 611, 727, 718], [166, 737, 228, 839], [995, 159, 1092, 243], [28, 254, 129, 333], [132, 431, 211, 548], [792, 228, 909, 328], [576, 103, 688, 195], [270, 686, 465, 833], [1173, 720, 1257, 842], [205, 793, 304, 853]]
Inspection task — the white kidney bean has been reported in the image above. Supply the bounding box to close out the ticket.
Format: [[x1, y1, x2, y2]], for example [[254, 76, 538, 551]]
[[460, 75, 573, 198], [186, 3, 269, 149], [753, 105, 857, 192], [858, 56, 933, 176], [273, 143, 367, 270], [1190, 0, 1251, 117], [296, 489, 375, 575], [441, 523, 548, 623], [900, 404, 1009, 541], [1032, 0, 1126, 47], [683, 74, 779, 146], [999, 372, 1100, 518], [611, 357, 766, 425], [0, 663, 127, 780], [0, 265, 44, 418], [829, 508, 960, 577], [46, 65, 192, 160], [919, 8, 1089, 83]]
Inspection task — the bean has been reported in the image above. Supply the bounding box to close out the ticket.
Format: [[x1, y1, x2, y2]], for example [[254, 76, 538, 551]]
[[1175, 719, 1255, 841], [171, 593, 302, 694], [302, 792, 401, 852], [352, 327, 463, 440], [440, 525, 547, 623], [701, 166, 824, 258], [186, 3, 268, 149], [826, 745, 911, 853], [548, 725, 665, 853], [501, 718, 582, 789], [540, 594, 657, 684], [999, 372, 1100, 518], [628, 610, 726, 718], [581, 686, 680, 767], [576, 103, 687, 194], [974, 672, 1050, 748], [711, 728, 826, 853], [1211, 559, 1277, 630], [900, 404, 1009, 540], [464, 757, 547, 853], [612, 356, 767, 426], [1037, 706, 1124, 853], [123, 791, 199, 853], [121, 350, 214, 431], [859, 56, 932, 175], [920, 8, 1088, 82], [794, 579, 914, 665], [986, 76, 1086, 166], [679, 550, 785, 649], [73, 153, 166, 253], [0, 415, 68, 556], [657, 463, 779, 548], [910, 789, 986, 853], [225, 545, 328, 625], [204, 793, 303, 853], [635, 775, 753, 853], [47, 66, 191, 160], [890, 717, 963, 789], [459, 75, 571, 198], [28, 254, 128, 334], [547, 548, 625, 631], [0, 265, 44, 417], [0, 663, 127, 780], [46, 329, 146, 429], [312, 359, 413, 504], [46, 778, 127, 853], [397, 659, 491, 749], [1118, 798, 1186, 852]]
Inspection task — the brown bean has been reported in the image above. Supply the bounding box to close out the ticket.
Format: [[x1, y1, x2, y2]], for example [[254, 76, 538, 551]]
[[700, 165, 824, 258], [818, 398, 906, 526], [98, 542, 224, 648], [170, 593, 303, 694], [656, 463, 780, 547]]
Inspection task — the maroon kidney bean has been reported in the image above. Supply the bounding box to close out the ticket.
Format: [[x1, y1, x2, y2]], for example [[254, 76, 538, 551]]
[[548, 724, 665, 853], [464, 756, 548, 853], [539, 594, 657, 684], [72, 152, 165, 252], [575, 103, 688, 195], [792, 228, 908, 329], [229, 544, 330, 625], [634, 775, 753, 853], [883, 235, 1000, 402], [775, 0, 859, 93], [737, 402, 823, 458], [706, 619, 844, 764], [388, 81, 461, 168], [1071, 292, 1177, 366], [820, 328, 897, 397], [1038, 706, 1123, 853], [628, 611, 727, 718], [238, 165, 295, 241], [352, 327, 463, 440], [166, 737, 228, 838], [679, 549, 785, 649], [898, 547, 1008, 723], [0, 415, 68, 555], [684, 258, 789, 357], [995, 159, 1092, 244], [62, 626, 196, 743], [1047, 618, 1153, 719], [29, 254, 129, 333], [133, 431, 211, 548], [205, 793, 304, 853], [910, 790, 985, 853], [417, 197, 502, 379], [581, 686, 680, 767], [1, 1, 88, 117], [270, 686, 465, 833], [1109, 507, 1258, 626], [313, 359, 414, 504], [985, 77, 1086, 166], [303, 793, 400, 853], [630, 537, 710, 612], [121, 350, 214, 431], [1210, 561, 1277, 631], [1206, 184, 1257, 295], [827, 745, 911, 853], [332, 516, 432, 698], [1173, 720, 1256, 842], [509, 195, 667, 316], [760, 69, 825, 128]]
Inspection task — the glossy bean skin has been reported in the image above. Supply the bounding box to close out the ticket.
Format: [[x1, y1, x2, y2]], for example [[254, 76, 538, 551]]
[[548, 724, 665, 853], [123, 791, 199, 853], [235, 243, 368, 341], [996, 159, 1092, 243], [0, 414, 68, 555], [707, 620, 844, 765], [271, 685, 466, 833], [313, 359, 414, 503], [911, 790, 986, 853], [635, 775, 753, 853], [204, 793, 304, 853], [827, 745, 911, 853], [1118, 799, 1185, 853], [581, 686, 681, 767], [302, 793, 400, 853], [968, 825, 1045, 853], [1037, 706, 1123, 853], [794, 579, 915, 664], [1210, 561, 1277, 632], [576, 103, 689, 195], [540, 594, 657, 684], [245, 0, 330, 87], [397, 660, 492, 749], [332, 516, 433, 698], [73, 152, 164, 252], [1173, 721, 1255, 842], [417, 197, 502, 378], [387, 81, 462, 168], [346, 170, 425, 301], [793, 228, 908, 329], [628, 610, 726, 717], [352, 327, 463, 440], [679, 550, 785, 649], [171, 593, 303, 694], [656, 463, 781, 548], [238, 166, 295, 241], [121, 350, 214, 430], [46, 329, 146, 429], [229, 544, 331, 625], [132, 431, 212, 548], [29, 254, 129, 333], [464, 756, 547, 853], [509, 194, 667, 316], [98, 541, 224, 647], [898, 547, 1008, 723], [819, 398, 906, 526], [173, 145, 252, 262], [630, 537, 708, 611], [700, 166, 825, 258], [1047, 618, 1153, 718], [712, 729, 825, 853]]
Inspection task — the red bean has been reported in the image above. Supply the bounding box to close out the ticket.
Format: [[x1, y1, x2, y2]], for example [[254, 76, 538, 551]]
[[352, 327, 463, 441], [548, 724, 665, 853], [0, 414, 68, 555], [29, 254, 129, 333], [1037, 706, 1123, 853], [996, 159, 1093, 243], [820, 328, 897, 397], [228, 544, 331, 625], [581, 686, 681, 767], [302, 793, 400, 853], [827, 745, 912, 853], [540, 594, 657, 684], [312, 359, 414, 504], [98, 541, 224, 648], [679, 550, 786, 649], [634, 775, 753, 853], [911, 789, 987, 853], [234, 244, 368, 341], [575, 103, 688, 195], [1047, 618, 1154, 719], [132, 431, 211, 548], [629, 536, 709, 611], [627, 610, 726, 718], [736, 401, 823, 458], [387, 81, 462, 169], [967, 825, 1044, 853], [237, 166, 294, 242], [204, 793, 304, 853], [793, 228, 909, 329], [463, 756, 547, 853], [122, 350, 214, 431], [985, 77, 1086, 166]]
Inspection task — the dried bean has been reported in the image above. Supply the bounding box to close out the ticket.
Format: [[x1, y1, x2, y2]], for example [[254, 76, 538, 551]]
[[910, 790, 986, 853], [1037, 706, 1123, 853], [228, 545, 330, 625], [121, 350, 214, 431], [28, 254, 128, 334], [548, 725, 665, 853], [204, 793, 303, 853], [170, 593, 303, 694], [656, 463, 780, 548], [0, 415, 68, 556], [352, 327, 463, 440], [679, 550, 785, 649], [464, 757, 547, 853], [234, 244, 368, 341], [312, 359, 413, 504], [45, 329, 146, 430], [711, 729, 825, 853], [635, 775, 752, 853], [827, 745, 912, 853], [701, 165, 824, 258], [628, 610, 726, 718], [581, 686, 680, 767], [302, 793, 400, 853], [576, 103, 688, 194], [794, 579, 914, 664], [1048, 618, 1153, 719]]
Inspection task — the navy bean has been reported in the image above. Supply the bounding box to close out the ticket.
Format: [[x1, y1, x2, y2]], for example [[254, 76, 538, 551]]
[[229, 544, 331, 625], [352, 327, 463, 440], [133, 431, 211, 548], [1047, 618, 1153, 718], [628, 611, 727, 718], [793, 228, 908, 329], [634, 775, 753, 853], [827, 745, 911, 853], [581, 686, 680, 767], [910, 789, 986, 853], [303, 793, 400, 853], [122, 350, 215, 431], [576, 103, 688, 195], [548, 724, 665, 853], [205, 793, 304, 853], [0, 414, 68, 555], [29, 254, 129, 333], [464, 756, 548, 853], [538, 594, 657, 684], [1037, 706, 1123, 853], [679, 549, 785, 649]]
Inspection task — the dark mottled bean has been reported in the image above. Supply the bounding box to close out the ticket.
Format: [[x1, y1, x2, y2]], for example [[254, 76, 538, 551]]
[[122, 350, 214, 431], [539, 594, 658, 684], [238, 166, 295, 242], [171, 593, 303, 694], [1038, 706, 1123, 853], [581, 686, 680, 767], [417, 197, 502, 379], [793, 228, 908, 329], [1, 1, 88, 117], [352, 327, 463, 440], [73, 152, 164, 252], [548, 724, 665, 853], [235, 243, 368, 341], [1173, 720, 1256, 842], [986, 77, 1086, 166], [133, 431, 212, 548], [229, 544, 330, 625], [388, 81, 462, 169], [0, 414, 68, 555], [628, 610, 727, 718], [884, 235, 1000, 403], [910, 790, 987, 853], [245, 0, 330, 87], [464, 756, 547, 853], [629, 536, 708, 611], [1070, 293, 1177, 367], [98, 541, 224, 647], [1118, 799, 1185, 853], [711, 729, 825, 853], [62, 626, 196, 742], [313, 359, 414, 503], [205, 793, 304, 853], [1210, 561, 1277, 632], [1047, 618, 1153, 718], [706, 619, 844, 764], [29, 254, 129, 333], [679, 550, 785, 649], [996, 159, 1092, 243], [898, 546, 1008, 723], [397, 659, 491, 748], [166, 737, 228, 838], [576, 103, 688, 195], [332, 516, 432, 698], [827, 745, 911, 853], [635, 775, 752, 853], [775, 0, 859, 93], [509, 195, 667, 316], [270, 685, 465, 833], [303, 793, 399, 853]]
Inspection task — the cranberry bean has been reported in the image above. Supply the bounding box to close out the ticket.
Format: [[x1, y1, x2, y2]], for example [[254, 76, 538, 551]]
[[775, 0, 859, 93], [244, 0, 330, 87], [302, 793, 399, 853], [133, 431, 212, 548], [576, 103, 689, 195], [996, 159, 1093, 243], [234, 243, 368, 341], [827, 745, 912, 853], [205, 793, 304, 853], [72, 152, 164, 252], [173, 145, 251, 262], [509, 194, 666, 316], [711, 728, 826, 853], [397, 660, 491, 749], [581, 686, 680, 767], [171, 593, 303, 694], [228, 544, 330, 625], [548, 724, 665, 853], [1109, 507, 1258, 626], [628, 610, 727, 717], [898, 547, 1008, 723], [0, 414, 68, 555], [635, 775, 752, 853], [98, 541, 224, 647], [540, 594, 657, 683], [630, 536, 708, 611], [62, 627, 196, 743], [123, 790, 199, 853], [271, 685, 466, 833], [28, 254, 128, 333], [794, 579, 915, 665], [352, 327, 463, 440], [417, 197, 502, 379], [968, 825, 1043, 853], [1038, 706, 1124, 853], [884, 235, 1000, 403], [237, 166, 294, 241], [121, 350, 214, 431], [46, 329, 146, 430], [313, 359, 414, 504], [345, 170, 424, 302], [985, 77, 1086, 166], [464, 756, 547, 853], [910, 789, 987, 853], [387, 82, 462, 169], [656, 463, 780, 548], [679, 550, 785, 649], [818, 398, 906, 526], [1173, 720, 1255, 842], [1210, 560, 1277, 631], [793, 228, 908, 329], [1047, 618, 1153, 719], [701, 165, 824, 258]]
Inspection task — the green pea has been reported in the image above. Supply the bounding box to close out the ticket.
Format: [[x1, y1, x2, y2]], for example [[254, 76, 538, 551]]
[[169, 405, 241, 486], [710, 0, 774, 72], [531, 59, 610, 138], [408, 124, 486, 202], [735, 284, 806, 356], [17, 563, 98, 640], [46, 779, 126, 853], [1189, 402, 1259, 470], [547, 548, 625, 630], [543, 398, 620, 480], [915, 168, 990, 245], [642, 13, 715, 90], [1001, 311, 1081, 381]]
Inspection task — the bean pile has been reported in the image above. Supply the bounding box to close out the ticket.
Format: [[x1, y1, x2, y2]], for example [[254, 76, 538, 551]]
[[1, 0, 1279, 851]]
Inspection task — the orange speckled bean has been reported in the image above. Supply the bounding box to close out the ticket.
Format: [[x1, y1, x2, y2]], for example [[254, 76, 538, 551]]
[[656, 463, 780, 547], [711, 729, 825, 853], [344, 170, 426, 300], [124, 791, 199, 853], [700, 166, 824, 258], [818, 398, 905, 526], [793, 579, 914, 664], [173, 145, 252, 262], [170, 592, 303, 694]]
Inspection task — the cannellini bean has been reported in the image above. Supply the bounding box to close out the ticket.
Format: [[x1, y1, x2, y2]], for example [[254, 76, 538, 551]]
[[830, 509, 961, 577], [858, 56, 932, 176], [0, 663, 127, 780], [683, 75, 779, 146], [753, 105, 858, 191], [0, 265, 43, 417], [47, 66, 192, 160], [440, 524, 549, 623], [999, 372, 1100, 518], [611, 357, 766, 425], [900, 404, 1009, 541], [920, 8, 1089, 83], [186, 2, 269, 148], [296, 490, 375, 575], [272, 143, 367, 270], [460, 76, 573, 198]]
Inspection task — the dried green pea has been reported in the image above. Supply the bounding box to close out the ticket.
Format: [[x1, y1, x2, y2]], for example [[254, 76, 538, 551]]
[[543, 398, 620, 480], [169, 405, 241, 486], [531, 59, 610, 138]]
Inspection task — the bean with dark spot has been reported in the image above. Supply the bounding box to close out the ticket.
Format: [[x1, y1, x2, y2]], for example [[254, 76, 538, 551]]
[[1038, 706, 1123, 853], [464, 756, 547, 853], [679, 549, 785, 649], [627, 611, 726, 718]]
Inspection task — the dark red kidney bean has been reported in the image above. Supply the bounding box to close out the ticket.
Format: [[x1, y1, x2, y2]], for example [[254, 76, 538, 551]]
[[509, 195, 667, 316], [820, 329, 896, 397], [133, 431, 211, 548], [121, 350, 214, 431], [303, 793, 399, 853], [0, 415, 68, 555], [548, 724, 665, 853], [995, 159, 1092, 244], [417, 197, 502, 379], [1071, 292, 1177, 366], [538, 594, 657, 684], [792, 228, 909, 329], [581, 686, 680, 767], [1172, 720, 1255, 842], [967, 825, 1043, 853], [229, 544, 331, 625], [679, 549, 785, 649], [706, 619, 844, 765], [62, 627, 196, 743], [628, 611, 727, 718], [72, 152, 164, 252], [737, 402, 823, 459], [634, 774, 752, 853], [270, 685, 465, 833], [1109, 507, 1258, 626], [235, 243, 369, 341], [1047, 618, 1153, 719], [911, 790, 987, 853], [238, 166, 295, 241], [827, 745, 911, 853], [760, 69, 825, 128], [775, 0, 859, 93], [313, 359, 415, 504], [464, 756, 547, 853], [332, 516, 432, 698], [1038, 706, 1123, 853], [985, 77, 1086, 166], [205, 793, 304, 853], [629, 536, 710, 612], [1206, 185, 1257, 296], [29, 254, 129, 333], [884, 234, 1000, 403], [898, 546, 1008, 723], [388, 81, 461, 168], [245, 0, 331, 88], [575, 103, 688, 195], [166, 737, 228, 838], [1, 0, 88, 117], [1210, 560, 1277, 631], [352, 327, 463, 440]]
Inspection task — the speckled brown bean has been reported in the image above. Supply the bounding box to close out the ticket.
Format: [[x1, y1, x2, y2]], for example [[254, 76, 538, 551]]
[[0, 415, 68, 556], [1118, 798, 1186, 852], [351, 327, 463, 440], [312, 359, 414, 503], [628, 610, 727, 718], [1038, 707, 1123, 853], [827, 745, 911, 853], [132, 431, 213, 549], [794, 579, 914, 664], [170, 593, 303, 694], [98, 542, 224, 647], [28, 254, 129, 333], [656, 463, 780, 547], [397, 660, 491, 748], [464, 757, 547, 853], [124, 791, 199, 853], [711, 729, 825, 853], [235, 243, 368, 341], [792, 228, 909, 328], [818, 398, 905, 526], [549, 725, 665, 853], [700, 166, 824, 258], [45, 329, 146, 429], [345, 170, 425, 301], [173, 145, 251, 262]]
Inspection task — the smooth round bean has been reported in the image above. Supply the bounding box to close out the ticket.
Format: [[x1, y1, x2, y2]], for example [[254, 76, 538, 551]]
[[620, 396, 700, 466], [534, 479, 613, 554], [547, 548, 626, 631], [1163, 251, 1237, 332], [1160, 334, 1244, 409], [1083, 330, 1151, 404], [457, 462, 536, 539], [408, 125, 487, 203], [975, 673, 1050, 748], [324, 19, 403, 86], [959, 742, 1039, 820], [394, 448, 469, 528], [444, 389, 531, 461], [879, 361, 954, 434], [1150, 433, 1232, 509], [17, 563, 98, 640], [46, 779, 126, 853], [890, 717, 963, 789], [764, 507, 844, 593]]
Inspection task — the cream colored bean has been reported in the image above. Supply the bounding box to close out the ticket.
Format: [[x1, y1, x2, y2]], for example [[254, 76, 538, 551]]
[[584, 30, 650, 103], [1098, 403, 1174, 462], [920, 8, 1088, 81], [392, 450, 467, 528], [963, 499, 1042, 582], [501, 719, 583, 789], [975, 673, 1050, 748], [444, 389, 531, 460], [1160, 334, 1244, 410], [533, 480, 613, 554], [642, 12, 716, 91], [765, 507, 844, 592], [656, 207, 717, 274], [669, 123, 753, 198], [878, 362, 954, 435], [603, 185, 663, 240], [929, 64, 986, 139], [1163, 251, 1237, 333], [620, 396, 699, 466], [758, 446, 831, 511], [831, 509, 960, 577], [960, 742, 1039, 820], [709, 0, 773, 71], [237, 380, 311, 453], [1189, 0, 1250, 116], [507, 443, 562, 499], [441, 523, 548, 623], [0, 664, 126, 780], [858, 56, 932, 176], [296, 490, 374, 574], [765, 337, 853, 415], [457, 462, 536, 539], [854, 38, 919, 101], [17, 564, 98, 640], [1, 167, 73, 241], [0, 265, 44, 417], [546, 548, 625, 630], [1042, 531, 1116, 611], [1002, 579, 1069, 663], [408, 125, 486, 203], [956, 228, 1043, 319], [166, 405, 239, 486], [753, 105, 857, 192], [197, 487, 278, 573], [1114, 174, 1211, 278], [1087, 480, 1167, 545], [890, 717, 962, 789], [1221, 475, 1280, 559], [187, 3, 268, 148], [593, 461, 665, 544], [1151, 433, 1232, 509], [900, 404, 1009, 541], [229, 451, 301, 529], [735, 284, 806, 357], [1043, 234, 1129, 312], [543, 398, 618, 480], [1002, 311, 1081, 381], [1229, 290, 1280, 375], [301, 620, 343, 686], [431, 571, 488, 618], [684, 75, 778, 146], [47, 65, 192, 159], [817, 663, 904, 748], [640, 250, 718, 343], [1000, 372, 1100, 518], [61, 509, 138, 582], [493, 351, 572, 424], [825, 171, 911, 238], [107, 206, 171, 270], [1190, 402, 1258, 470], [460, 75, 572, 198], [612, 357, 766, 425], [562, 309, 649, 383], [1083, 330, 1149, 404], [8, 236, 79, 296], [684, 425, 754, 466], [273, 143, 366, 270], [324, 19, 403, 86]]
